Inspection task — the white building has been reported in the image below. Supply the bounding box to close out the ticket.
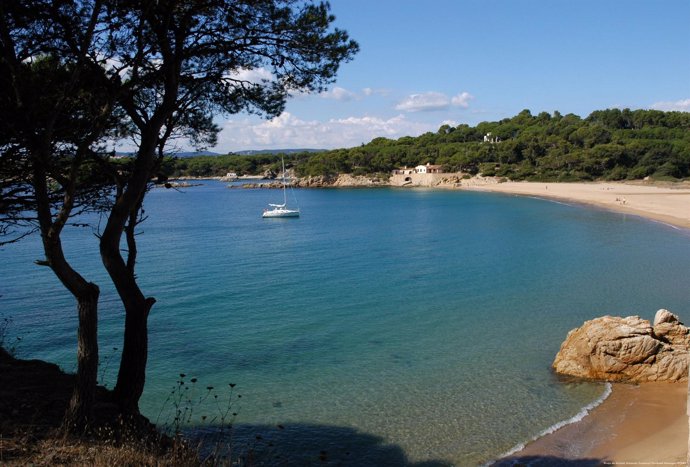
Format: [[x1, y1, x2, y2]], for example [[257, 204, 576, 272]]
[[414, 163, 443, 174]]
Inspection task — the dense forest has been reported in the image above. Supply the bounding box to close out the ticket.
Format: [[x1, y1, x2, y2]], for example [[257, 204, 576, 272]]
[[163, 108, 690, 182]]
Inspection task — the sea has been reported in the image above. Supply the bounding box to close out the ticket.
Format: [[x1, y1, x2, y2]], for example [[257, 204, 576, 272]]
[[2, 181, 690, 466]]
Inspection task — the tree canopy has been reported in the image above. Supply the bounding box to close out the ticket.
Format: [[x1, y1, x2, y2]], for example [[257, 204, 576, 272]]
[[1, 0, 358, 422], [162, 108, 690, 182]]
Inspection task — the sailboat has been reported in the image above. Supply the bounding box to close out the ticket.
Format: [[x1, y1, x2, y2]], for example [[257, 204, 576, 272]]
[[262, 157, 300, 218]]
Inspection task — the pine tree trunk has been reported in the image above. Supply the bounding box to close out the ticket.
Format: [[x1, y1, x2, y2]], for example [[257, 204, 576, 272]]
[[33, 163, 100, 432], [100, 133, 159, 414], [63, 286, 99, 432], [112, 296, 155, 414]]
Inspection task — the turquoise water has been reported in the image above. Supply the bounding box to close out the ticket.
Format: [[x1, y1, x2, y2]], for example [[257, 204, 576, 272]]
[[2, 182, 690, 465]]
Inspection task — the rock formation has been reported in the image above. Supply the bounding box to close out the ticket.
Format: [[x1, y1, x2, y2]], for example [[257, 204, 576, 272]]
[[292, 174, 389, 187], [330, 173, 389, 187], [552, 309, 690, 382]]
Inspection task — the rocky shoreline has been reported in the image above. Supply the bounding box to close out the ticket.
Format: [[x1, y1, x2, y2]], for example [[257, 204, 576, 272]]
[[219, 172, 499, 189], [500, 310, 690, 464]]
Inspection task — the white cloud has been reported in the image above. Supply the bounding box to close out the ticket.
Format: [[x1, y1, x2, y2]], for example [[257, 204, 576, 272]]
[[319, 86, 390, 101], [651, 98, 690, 112], [395, 91, 474, 112], [362, 87, 390, 97], [320, 86, 358, 101], [451, 92, 474, 108], [216, 112, 435, 151], [229, 67, 275, 84], [91, 53, 132, 78], [396, 92, 450, 112], [290, 86, 391, 101]]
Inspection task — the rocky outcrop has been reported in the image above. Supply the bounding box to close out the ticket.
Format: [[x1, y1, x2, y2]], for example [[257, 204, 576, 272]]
[[237, 174, 387, 188], [294, 174, 388, 187], [236, 172, 502, 189], [330, 173, 389, 187], [552, 309, 690, 382]]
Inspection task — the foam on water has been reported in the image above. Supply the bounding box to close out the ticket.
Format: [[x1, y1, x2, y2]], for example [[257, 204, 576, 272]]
[[487, 382, 613, 465], [524, 195, 575, 207]]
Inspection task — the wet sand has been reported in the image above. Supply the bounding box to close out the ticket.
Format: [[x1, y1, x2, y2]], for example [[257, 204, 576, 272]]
[[497, 382, 687, 465]]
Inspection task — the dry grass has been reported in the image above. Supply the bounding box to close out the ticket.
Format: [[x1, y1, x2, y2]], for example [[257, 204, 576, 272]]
[[1, 434, 199, 466], [0, 347, 204, 466]]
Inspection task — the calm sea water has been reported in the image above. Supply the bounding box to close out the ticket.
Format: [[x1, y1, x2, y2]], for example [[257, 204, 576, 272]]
[[2, 181, 690, 465]]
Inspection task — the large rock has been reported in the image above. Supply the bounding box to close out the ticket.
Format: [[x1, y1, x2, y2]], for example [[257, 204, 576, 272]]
[[331, 174, 388, 187], [552, 310, 690, 382], [653, 309, 690, 347]]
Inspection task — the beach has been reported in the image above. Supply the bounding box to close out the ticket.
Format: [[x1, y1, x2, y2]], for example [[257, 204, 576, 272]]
[[497, 382, 688, 465], [462, 180, 690, 230], [465, 180, 690, 465]]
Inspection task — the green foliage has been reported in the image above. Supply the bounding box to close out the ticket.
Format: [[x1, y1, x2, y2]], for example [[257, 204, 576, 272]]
[[159, 153, 301, 178], [167, 108, 690, 182]]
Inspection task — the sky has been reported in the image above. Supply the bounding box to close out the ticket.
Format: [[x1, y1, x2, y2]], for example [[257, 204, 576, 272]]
[[210, 0, 690, 153]]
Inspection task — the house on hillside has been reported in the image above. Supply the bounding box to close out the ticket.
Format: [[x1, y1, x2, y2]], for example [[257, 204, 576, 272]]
[[415, 163, 443, 174], [390, 163, 453, 186]]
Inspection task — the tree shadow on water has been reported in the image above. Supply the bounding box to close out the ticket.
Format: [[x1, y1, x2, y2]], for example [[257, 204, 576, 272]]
[[190, 422, 452, 466]]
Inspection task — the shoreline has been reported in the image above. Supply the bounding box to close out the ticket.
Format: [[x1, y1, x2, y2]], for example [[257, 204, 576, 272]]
[[189, 175, 690, 231], [459, 180, 690, 231], [495, 382, 688, 465], [490, 382, 613, 464]]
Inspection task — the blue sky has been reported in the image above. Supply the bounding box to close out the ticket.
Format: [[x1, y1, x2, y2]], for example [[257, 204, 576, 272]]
[[213, 0, 690, 152]]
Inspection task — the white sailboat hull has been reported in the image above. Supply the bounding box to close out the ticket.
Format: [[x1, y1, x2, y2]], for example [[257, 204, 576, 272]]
[[262, 207, 300, 218]]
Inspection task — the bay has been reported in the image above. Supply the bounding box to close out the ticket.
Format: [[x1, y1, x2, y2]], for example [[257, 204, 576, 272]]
[[2, 181, 690, 465]]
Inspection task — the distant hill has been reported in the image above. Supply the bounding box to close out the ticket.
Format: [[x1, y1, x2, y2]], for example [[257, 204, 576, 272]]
[[114, 150, 221, 158], [173, 150, 221, 158], [232, 148, 326, 156], [116, 149, 325, 158]]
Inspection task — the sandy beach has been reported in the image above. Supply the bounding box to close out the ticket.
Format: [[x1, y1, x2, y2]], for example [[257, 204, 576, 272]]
[[462, 180, 690, 230], [496, 382, 688, 465], [466, 180, 690, 465]]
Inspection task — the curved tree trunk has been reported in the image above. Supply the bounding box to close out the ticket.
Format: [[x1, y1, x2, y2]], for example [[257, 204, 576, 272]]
[[34, 162, 100, 433], [40, 230, 100, 433], [100, 134, 159, 414], [38, 221, 101, 432], [101, 213, 155, 415]]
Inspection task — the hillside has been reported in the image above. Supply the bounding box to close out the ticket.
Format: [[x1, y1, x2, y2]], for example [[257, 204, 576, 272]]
[[161, 108, 690, 182]]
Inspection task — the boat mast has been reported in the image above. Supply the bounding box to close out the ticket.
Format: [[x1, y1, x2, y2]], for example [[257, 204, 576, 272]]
[[282, 157, 287, 206]]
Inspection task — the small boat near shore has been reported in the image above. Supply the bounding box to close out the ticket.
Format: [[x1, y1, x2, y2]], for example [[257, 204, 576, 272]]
[[220, 172, 238, 182]]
